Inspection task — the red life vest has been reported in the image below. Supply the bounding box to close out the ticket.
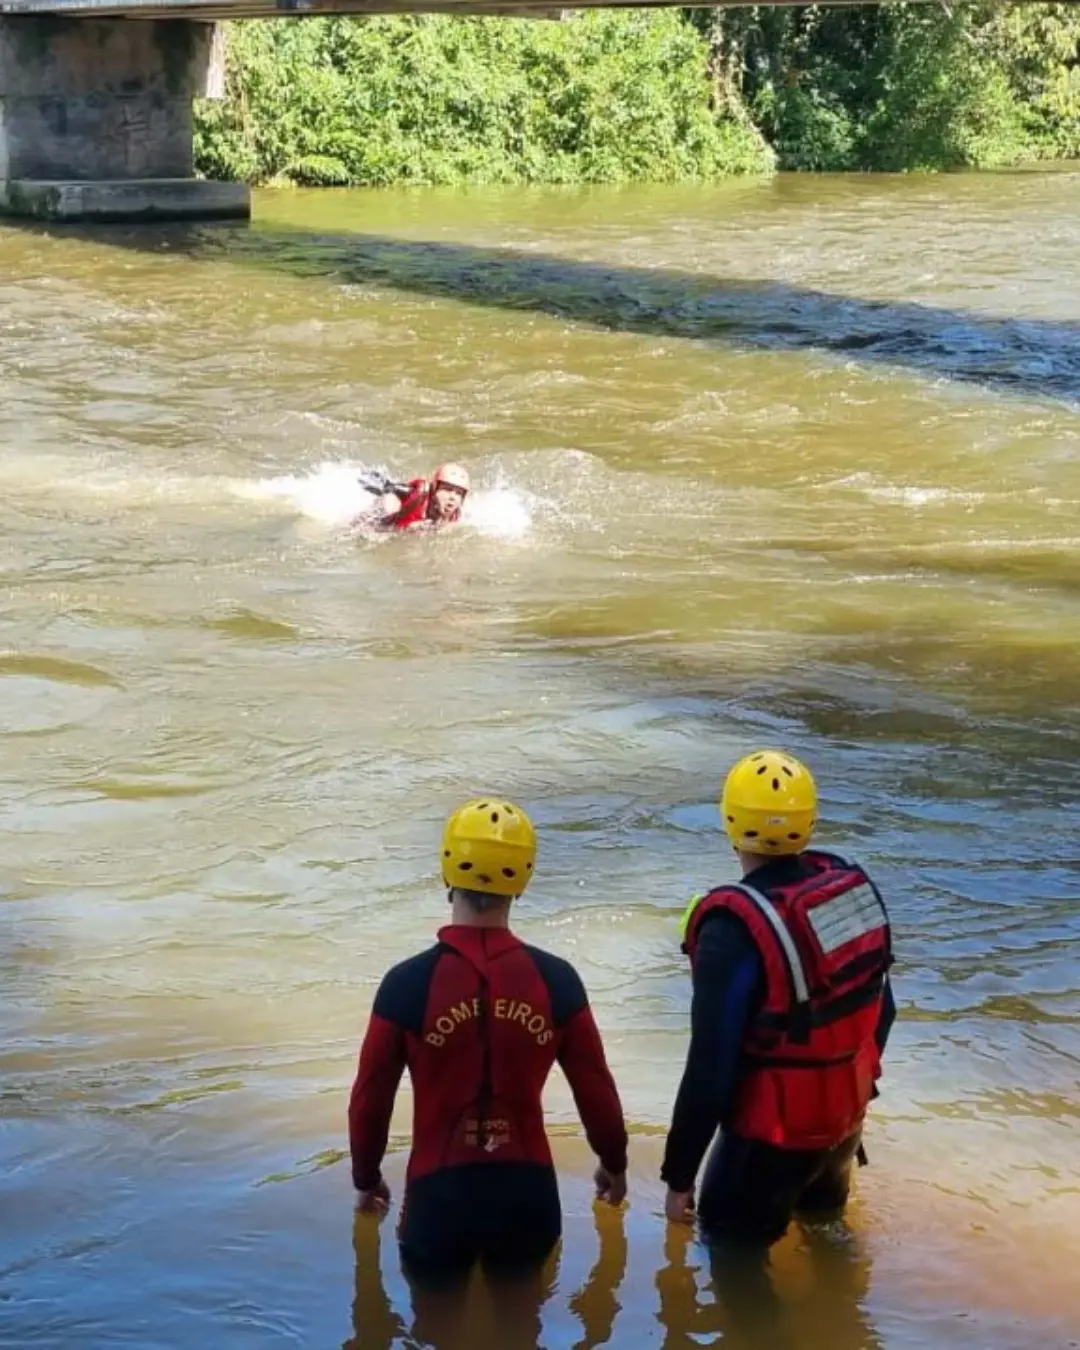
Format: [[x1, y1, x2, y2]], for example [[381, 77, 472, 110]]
[[683, 850, 893, 1151], [383, 478, 432, 530]]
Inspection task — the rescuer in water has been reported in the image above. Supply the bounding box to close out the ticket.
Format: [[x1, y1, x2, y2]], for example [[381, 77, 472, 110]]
[[348, 797, 628, 1293], [355, 462, 470, 531], [662, 749, 897, 1246]]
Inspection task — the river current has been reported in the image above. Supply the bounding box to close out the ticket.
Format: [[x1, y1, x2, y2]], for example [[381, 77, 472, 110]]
[[1, 169, 1079, 1349]]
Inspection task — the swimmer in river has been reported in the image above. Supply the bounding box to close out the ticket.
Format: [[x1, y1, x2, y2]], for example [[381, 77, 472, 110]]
[[354, 462, 470, 532]]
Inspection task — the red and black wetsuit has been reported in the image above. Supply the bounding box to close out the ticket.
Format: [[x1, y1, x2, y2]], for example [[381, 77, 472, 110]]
[[377, 479, 463, 531], [379, 478, 431, 530], [349, 925, 627, 1282]]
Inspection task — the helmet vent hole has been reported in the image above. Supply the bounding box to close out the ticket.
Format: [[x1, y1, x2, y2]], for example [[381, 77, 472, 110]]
[[477, 802, 489, 810], [772, 777, 780, 791], [444, 849, 451, 858], [744, 829, 759, 839], [459, 861, 473, 872], [504, 805, 515, 815], [502, 868, 516, 878], [751, 753, 764, 762], [756, 765, 767, 776], [787, 832, 801, 841], [726, 814, 735, 823], [782, 765, 794, 777], [526, 861, 533, 871], [490, 811, 500, 824]]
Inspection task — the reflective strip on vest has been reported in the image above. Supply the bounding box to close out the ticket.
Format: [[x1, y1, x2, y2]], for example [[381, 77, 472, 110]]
[[806, 883, 887, 955], [730, 882, 810, 1006]]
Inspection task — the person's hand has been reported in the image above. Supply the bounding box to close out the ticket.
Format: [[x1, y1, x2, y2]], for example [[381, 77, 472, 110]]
[[594, 1166, 627, 1207], [665, 1187, 695, 1225], [355, 1178, 391, 1216]]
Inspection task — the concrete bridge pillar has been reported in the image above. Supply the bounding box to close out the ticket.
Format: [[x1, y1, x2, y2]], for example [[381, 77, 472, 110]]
[[0, 17, 249, 222]]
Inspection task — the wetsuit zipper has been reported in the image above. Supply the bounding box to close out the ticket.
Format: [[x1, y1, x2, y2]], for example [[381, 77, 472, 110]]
[[475, 931, 494, 1151]]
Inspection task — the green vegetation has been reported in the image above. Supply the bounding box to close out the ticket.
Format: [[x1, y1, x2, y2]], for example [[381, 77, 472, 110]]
[[691, 3, 1080, 171], [193, 12, 774, 185], [194, 5, 1080, 186]]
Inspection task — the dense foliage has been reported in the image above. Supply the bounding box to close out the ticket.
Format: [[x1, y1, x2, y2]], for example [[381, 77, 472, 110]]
[[193, 12, 774, 186], [690, 3, 1080, 170], [193, 4, 1080, 186]]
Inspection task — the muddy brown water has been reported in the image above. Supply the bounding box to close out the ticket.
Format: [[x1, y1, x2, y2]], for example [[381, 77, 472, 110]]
[[1, 169, 1079, 1348]]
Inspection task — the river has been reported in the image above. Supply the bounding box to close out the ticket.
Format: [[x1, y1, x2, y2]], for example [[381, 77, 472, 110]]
[[1, 169, 1078, 1350]]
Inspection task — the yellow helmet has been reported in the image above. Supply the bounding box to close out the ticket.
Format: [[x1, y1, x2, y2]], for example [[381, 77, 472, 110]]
[[441, 798, 537, 898], [721, 750, 817, 856]]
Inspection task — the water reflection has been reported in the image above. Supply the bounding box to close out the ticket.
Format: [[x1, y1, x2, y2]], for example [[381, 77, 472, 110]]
[[346, 1199, 627, 1350], [569, 1203, 628, 1350], [346, 1215, 405, 1349], [656, 1220, 881, 1350], [346, 1195, 882, 1349]]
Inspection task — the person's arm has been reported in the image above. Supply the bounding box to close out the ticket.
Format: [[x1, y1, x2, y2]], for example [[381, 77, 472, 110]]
[[865, 973, 897, 1107], [376, 479, 427, 528], [660, 910, 762, 1195], [875, 974, 897, 1056], [558, 1003, 629, 1179], [352, 483, 406, 530], [348, 1001, 407, 1194]]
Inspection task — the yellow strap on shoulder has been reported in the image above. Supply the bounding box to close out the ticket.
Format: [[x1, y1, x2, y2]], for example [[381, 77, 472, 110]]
[[679, 892, 706, 944]]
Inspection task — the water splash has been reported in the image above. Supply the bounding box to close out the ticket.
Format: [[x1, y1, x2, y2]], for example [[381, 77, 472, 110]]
[[460, 483, 533, 539], [241, 460, 535, 540], [239, 460, 375, 527]]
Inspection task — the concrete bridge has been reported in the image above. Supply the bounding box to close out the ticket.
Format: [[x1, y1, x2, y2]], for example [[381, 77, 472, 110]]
[[0, 3, 1073, 224]]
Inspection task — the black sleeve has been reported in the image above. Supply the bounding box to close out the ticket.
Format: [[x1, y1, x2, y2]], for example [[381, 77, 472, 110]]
[[358, 471, 411, 497], [523, 944, 589, 1028], [875, 974, 897, 1056], [371, 945, 443, 1036], [660, 911, 764, 1193]]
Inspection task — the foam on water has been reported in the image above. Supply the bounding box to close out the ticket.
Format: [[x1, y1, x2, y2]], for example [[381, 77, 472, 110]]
[[460, 483, 533, 539], [0, 444, 559, 549], [821, 473, 992, 507], [238, 460, 377, 528], [239, 459, 535, 540]]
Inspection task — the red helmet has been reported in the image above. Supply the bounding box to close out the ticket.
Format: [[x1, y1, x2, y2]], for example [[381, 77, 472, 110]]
[[432, 462, 470, 496]]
